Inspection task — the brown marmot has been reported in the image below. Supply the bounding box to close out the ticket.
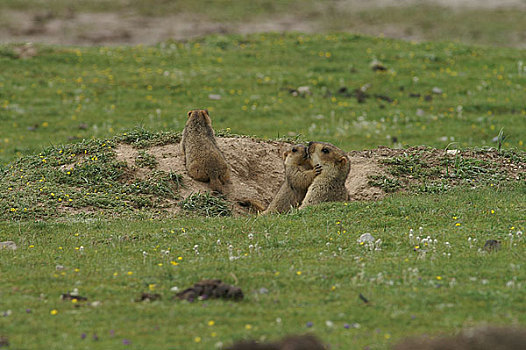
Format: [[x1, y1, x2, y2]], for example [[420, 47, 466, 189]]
[[299, 141, 350, 209], [263, 144, 321, 214], [181, 109, 230, 193]]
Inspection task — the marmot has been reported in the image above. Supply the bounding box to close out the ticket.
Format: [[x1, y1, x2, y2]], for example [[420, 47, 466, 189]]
[[181, 109, 230, 193], [299, 141, 350, 209], [263, 144, 321, 214]]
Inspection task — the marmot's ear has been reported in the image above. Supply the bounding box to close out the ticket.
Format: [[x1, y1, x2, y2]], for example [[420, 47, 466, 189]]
[[204, 109, 209, 115], [187, 110, 192, 117], [282, 151, 290, 161], [339, 156, 348, 165]]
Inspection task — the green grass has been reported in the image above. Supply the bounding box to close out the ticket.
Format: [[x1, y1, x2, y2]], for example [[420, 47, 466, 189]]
[[1, 33, 526, 165], [1, 185, 525, 349], [0, 33, 526, 349]]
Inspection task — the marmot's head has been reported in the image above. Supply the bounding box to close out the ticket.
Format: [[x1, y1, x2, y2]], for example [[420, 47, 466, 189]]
[[308, 141, 349, 172], [187, 109, 212, 128], [283, 144, 310, 167]]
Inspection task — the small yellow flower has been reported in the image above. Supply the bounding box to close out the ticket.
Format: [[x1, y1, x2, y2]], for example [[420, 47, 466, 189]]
[[113, 272, 118, 277], [245, 324, 252, 330], [127, 271, 133, 276], [331, 286, 336, 291], [170, 261, 178, 266], [157, 263, 163, 267], [194, 337, 201, 343], [296, 271, 302, 276], [72, 298, 78, 304], [50, 309, 58, 315], [29, 245, 34, 248], [274, 271, 280, 276], [149, 284, 156, 291], [177, 256, 183, 261], [208, 320, 215, 326], [211, 332, 217, 337], [74, 268, 80, 272], [490, 210, 495, 214], [455, 223, 461, 227], [436, 276, 442, 280]]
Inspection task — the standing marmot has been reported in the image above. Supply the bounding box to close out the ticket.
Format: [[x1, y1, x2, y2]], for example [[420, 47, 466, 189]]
[[264, 144, 321, 214], [181, 109, 230, 193], [299, 141, 350, 209]]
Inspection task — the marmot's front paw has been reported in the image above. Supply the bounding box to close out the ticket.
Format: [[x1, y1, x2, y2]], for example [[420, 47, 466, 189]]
[[314, 164, 323, 175]]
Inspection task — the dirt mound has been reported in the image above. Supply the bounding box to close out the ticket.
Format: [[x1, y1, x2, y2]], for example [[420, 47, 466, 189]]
[[1, 133, 523, 220], [114, 137, 386, 215], [112, 136, 524, 216]]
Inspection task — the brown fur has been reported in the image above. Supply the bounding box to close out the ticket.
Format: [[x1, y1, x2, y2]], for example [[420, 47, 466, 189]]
[[393, 326, 526, 350], [181, 109, 230, 193], [300, 141, 350, 209], [264, 144, 320, 214]]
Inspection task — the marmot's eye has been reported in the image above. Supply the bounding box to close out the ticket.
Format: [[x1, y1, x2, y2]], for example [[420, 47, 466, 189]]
[[292, 148, 297, 152], [322, 148, 330, 154]]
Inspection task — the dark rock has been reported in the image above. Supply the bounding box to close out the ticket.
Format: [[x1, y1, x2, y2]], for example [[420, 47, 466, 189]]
[[175, 279, 243, 301], [393, 326, 526, 350], [61, 293, 87, 301], [227, 334, 325, 350], [136, 293, 162, 302], [484, 239, 501, 252]]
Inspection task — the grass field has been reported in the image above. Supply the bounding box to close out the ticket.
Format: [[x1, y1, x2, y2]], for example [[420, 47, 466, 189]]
[[0, 33, 525, 349]]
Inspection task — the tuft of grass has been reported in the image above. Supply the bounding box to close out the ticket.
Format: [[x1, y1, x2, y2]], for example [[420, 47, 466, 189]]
[[179, 192, 232, 217], [368, 175, 401, 193], [134, 150, 158, 169], [116, 127, 181, 149]]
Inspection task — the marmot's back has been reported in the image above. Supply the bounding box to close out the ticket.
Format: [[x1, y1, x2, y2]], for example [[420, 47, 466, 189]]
[[181, 109, 230, 193]]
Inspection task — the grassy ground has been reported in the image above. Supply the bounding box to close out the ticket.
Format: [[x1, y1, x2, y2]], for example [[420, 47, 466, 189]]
[[1, 34, 525, 165], [0, 33, 525, 349], [1, 185, 525, 349]]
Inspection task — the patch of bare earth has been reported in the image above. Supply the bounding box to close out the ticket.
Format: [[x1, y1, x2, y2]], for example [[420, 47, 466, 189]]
[[1, 0, 525, 46], [111, 137, 524, 216]]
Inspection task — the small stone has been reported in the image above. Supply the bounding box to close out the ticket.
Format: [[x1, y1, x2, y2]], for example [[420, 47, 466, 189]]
[[208, 94, 221, 100], [0, 241, 17, 250], [416, 109, 425, 117], [446, 149, 460, 155], [358, 233, 375, 243], [484, 239, 501, 252], [297, 86, 311, 95], [432, 87, 443, 94]]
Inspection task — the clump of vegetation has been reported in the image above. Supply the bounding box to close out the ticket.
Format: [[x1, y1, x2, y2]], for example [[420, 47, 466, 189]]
[[179, 192, 231, 217], [368, 175, 401, 193], [135, 150, 158, 169], [116, 127, 181, 149]]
